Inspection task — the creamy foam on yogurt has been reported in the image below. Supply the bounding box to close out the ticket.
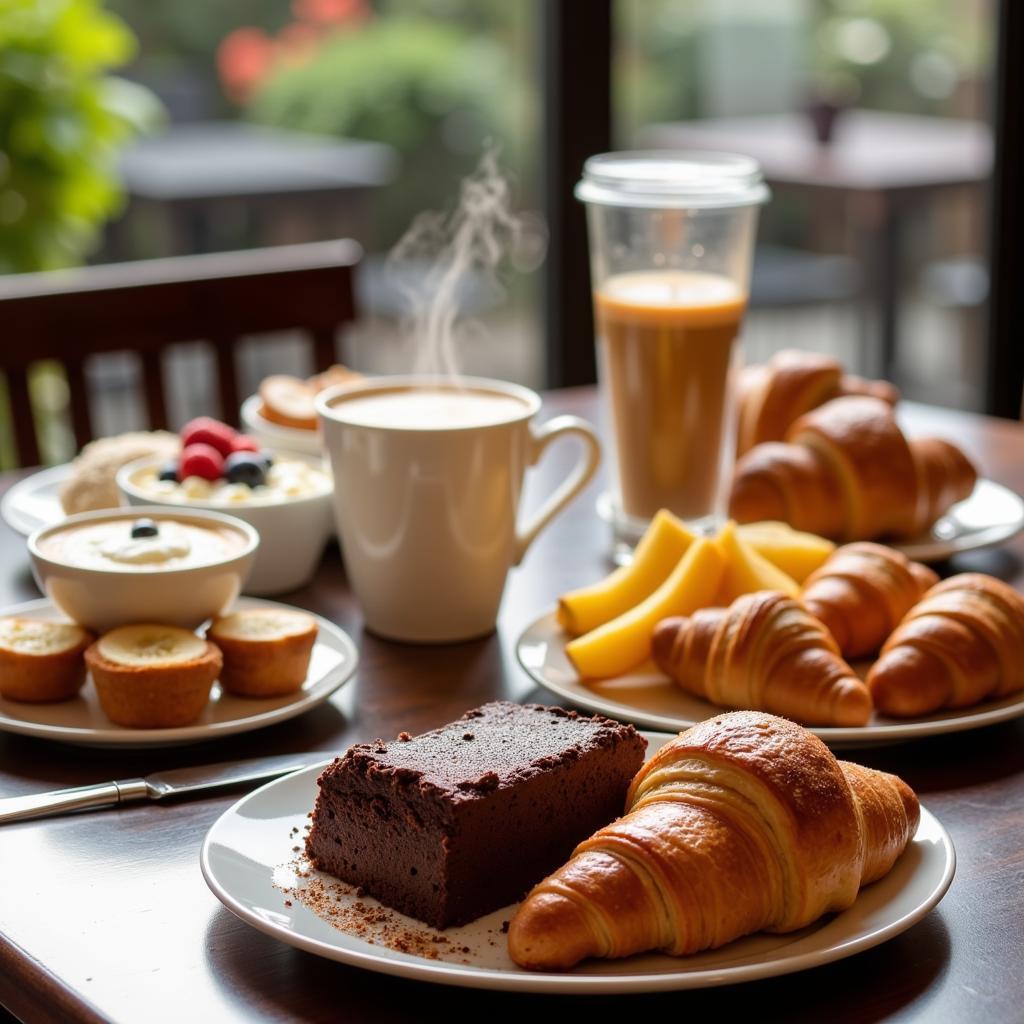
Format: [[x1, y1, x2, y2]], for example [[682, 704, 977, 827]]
[[40, 518, 246, 571]]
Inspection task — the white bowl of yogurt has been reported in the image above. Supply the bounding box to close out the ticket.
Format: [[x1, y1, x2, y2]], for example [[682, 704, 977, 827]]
[[117, 455, 334, 596], [29, 506, 259, 632]]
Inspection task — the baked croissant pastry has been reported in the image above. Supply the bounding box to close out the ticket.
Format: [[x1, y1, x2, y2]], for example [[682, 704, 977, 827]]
[[730, 395, 977, 540], [508, 711, 919, 971], [736, 349, 898, 455], [652, 590, 871, 726], [867, 572, 1024, 716], [801, 542, 939, 658]]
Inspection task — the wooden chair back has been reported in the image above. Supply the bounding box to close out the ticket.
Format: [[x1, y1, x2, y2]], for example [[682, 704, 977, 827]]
[[0, 239, 361, 466]]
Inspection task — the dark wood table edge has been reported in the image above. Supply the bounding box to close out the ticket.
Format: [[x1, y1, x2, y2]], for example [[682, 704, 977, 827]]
[[0, 932, 106, 1024]]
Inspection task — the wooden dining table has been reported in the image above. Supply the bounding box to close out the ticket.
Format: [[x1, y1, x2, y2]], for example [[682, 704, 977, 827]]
[[0, 388, 1022, 1024]]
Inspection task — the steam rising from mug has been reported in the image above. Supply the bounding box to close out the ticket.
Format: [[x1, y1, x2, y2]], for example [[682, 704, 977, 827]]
[[387, 146, 547, 378]]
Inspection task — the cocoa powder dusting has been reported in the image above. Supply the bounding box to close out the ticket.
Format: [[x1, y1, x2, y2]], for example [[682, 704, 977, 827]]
[[276, 853, 488, 963]]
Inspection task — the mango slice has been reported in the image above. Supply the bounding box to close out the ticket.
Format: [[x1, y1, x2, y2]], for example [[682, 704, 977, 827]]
[[736, 520, 835, 583], [566, 537, 724, 680], [715, 521, 801, 603], [557, 510, 695, 637]]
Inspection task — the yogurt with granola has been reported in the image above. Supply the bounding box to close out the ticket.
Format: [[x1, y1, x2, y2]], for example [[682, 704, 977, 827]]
[[129, 457, 331, 506]]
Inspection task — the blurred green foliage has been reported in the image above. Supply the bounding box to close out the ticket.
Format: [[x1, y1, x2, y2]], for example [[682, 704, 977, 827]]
[[246, 14, 526, 247], [0, 0, 161, 273]]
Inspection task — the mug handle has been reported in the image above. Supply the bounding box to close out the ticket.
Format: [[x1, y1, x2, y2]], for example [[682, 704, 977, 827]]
[[514, 415, 602, 565]]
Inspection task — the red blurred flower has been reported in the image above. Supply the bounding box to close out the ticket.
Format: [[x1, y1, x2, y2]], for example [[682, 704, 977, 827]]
[[217, 27, 276, 103], [292, 0, 370, 26], [277, 21, 320, 67]]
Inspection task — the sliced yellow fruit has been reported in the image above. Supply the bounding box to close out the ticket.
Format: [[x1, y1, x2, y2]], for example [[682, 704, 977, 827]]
[[715, 521, 801, 603], [566, 537, 724, 680], [557, 510, 695, 637], [736, 520, 835, 583]]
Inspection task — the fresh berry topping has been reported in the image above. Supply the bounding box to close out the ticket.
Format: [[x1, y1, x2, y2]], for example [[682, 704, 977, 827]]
[[130, 518, 159, 539], [180, 443, 225, 481], [180, 417, 236, 457], [224, 451, 267, 488], [157, 460, 179, 483]]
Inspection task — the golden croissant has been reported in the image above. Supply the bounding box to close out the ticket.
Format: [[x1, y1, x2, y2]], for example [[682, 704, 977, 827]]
[[736, 349, 898, 456], [867, 572, 1024, 716], [508, 711, 919, 971], [652, 590, 872, 726], [729, 395, 976, 541], [801, 542, 939, 658]]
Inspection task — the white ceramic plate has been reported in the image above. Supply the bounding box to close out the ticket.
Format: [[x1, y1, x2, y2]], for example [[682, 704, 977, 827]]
[[0, 464, 73, 537], [517, 609, 1024, 748], [0, 596, 357, 748], [597, 479, 1024, 564], [200, 732, 954, 994]]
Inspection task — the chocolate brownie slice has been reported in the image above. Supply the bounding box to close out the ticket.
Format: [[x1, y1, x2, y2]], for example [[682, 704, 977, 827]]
[[305, 702, 647, 928]]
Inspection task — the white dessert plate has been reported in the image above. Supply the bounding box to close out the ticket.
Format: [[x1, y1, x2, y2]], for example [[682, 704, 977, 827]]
[[517, 609, 1024, 748], [240, 394, 322, 457], [200, 732, 954, 994], [1, 464, 73, 537], [596, 478, 1024, 564], [0, 596, 357, 748]]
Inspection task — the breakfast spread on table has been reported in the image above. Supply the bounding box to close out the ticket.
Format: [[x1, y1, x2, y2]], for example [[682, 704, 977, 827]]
[[1, 342, 1020, 990]]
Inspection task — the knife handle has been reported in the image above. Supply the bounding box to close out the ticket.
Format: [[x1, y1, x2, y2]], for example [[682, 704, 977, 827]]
[[0, 779, 149, 825]]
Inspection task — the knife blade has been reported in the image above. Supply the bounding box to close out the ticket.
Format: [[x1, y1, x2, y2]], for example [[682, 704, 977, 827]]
[[0, 752, 330, 826]]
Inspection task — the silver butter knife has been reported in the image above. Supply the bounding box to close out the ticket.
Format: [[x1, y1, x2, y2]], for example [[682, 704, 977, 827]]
[[0, 752, 329, 825]]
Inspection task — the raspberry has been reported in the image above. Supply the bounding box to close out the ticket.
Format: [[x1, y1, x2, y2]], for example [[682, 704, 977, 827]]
[[230, 433, 261, 454], [180, 443, 225, 481], [181, 417, 236, 457]]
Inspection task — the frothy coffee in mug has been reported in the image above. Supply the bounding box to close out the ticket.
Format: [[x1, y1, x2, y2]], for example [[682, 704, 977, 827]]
[[331, 388, 529, 430], [317, 376, 601, 642]]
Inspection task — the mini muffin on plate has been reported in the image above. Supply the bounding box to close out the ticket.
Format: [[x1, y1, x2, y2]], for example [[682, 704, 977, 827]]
[[208, 609, 317, 697], [85, 624, 222, 728], [0, 618, 94, 702]]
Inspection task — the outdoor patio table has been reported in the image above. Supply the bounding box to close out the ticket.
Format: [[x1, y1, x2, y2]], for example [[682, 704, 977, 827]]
[[641, 111, 993, 380]]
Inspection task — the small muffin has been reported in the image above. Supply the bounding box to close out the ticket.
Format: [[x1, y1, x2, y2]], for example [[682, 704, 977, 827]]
[[0, 618, 94, 702], [85, 625, 222, 728], [208, 609, 317, 697]]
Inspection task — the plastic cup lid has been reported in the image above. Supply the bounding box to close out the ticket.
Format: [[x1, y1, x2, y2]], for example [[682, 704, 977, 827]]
[[575, 150, 770, 209]]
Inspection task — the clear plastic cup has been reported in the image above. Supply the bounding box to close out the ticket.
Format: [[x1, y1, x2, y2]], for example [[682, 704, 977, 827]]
[[576, 151, 769, 562]]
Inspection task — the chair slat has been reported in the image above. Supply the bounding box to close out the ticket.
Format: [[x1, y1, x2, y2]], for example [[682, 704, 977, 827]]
[[311, 327, 337, 373], [140, 349, 168, 430], [214, 341, 240, 427], [0, 241, 360, 465], [64, 358, 93, 451], [6, 367, 40, 467]]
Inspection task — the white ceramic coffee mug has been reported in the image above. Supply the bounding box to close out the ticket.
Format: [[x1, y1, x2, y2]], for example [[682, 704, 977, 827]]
[[316, 375, 601, 642]]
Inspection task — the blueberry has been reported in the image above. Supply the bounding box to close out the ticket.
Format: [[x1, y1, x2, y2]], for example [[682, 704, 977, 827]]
[[225, 452, 267, 488], [131, 518, 159, 539], [158, 460, 179, 482]]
